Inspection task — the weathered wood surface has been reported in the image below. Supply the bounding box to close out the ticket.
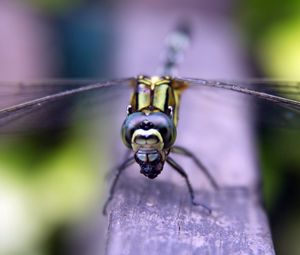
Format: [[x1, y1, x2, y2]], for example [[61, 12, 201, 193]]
[[101, 8, 275, 255], [105, 181, 272, 255]]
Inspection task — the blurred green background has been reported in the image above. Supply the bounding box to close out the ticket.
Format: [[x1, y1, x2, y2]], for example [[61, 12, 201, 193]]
[[0, 0, 300, 254], [237, 1, 300, 254]]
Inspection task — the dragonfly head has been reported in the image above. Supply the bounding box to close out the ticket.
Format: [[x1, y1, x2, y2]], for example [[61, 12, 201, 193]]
[[121, 111, 176, 150], [121, 111, 175, 178], [134, 149, 165, 179]]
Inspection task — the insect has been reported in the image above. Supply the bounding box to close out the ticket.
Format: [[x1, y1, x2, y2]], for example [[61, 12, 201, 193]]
[[105, 74, 220, 214], [0, 24, 300, 215]]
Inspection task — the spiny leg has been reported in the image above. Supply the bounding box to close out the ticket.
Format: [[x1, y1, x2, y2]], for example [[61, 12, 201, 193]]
[[171, 146, 219, 190], [103, 156, 135, 215], [166, 156, 211, 214], [106, 149, 132, 180]]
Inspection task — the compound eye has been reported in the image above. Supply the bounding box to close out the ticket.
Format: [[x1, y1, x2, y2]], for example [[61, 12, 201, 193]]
[[150, 113, 176, 149], [159, 126, 169, 138], [139, 120, 154, 130], [121, 112, 145, 147]]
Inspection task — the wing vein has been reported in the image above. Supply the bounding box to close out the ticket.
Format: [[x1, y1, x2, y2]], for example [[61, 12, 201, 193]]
[[0, 78, 132, 115]]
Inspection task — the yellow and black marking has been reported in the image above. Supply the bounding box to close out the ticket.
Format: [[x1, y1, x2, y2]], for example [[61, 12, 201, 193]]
[[129, 75, 188, 126]]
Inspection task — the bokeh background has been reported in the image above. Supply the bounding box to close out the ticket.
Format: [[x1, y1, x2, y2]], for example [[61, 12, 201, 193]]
[[0, 0, 300, 254]]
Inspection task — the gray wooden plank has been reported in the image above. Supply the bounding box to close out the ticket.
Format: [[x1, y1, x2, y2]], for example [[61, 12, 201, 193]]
[[101, 8, 275, 255], [105, 180, 273, 255]]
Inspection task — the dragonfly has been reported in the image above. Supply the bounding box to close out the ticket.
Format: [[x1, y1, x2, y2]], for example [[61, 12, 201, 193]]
[[0, 24, 300, 215]]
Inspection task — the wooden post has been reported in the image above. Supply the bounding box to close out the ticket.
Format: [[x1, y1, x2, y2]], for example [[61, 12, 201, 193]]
[[103, 8, 275, 255]]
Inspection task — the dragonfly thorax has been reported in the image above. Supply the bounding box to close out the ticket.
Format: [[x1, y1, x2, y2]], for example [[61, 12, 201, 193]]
[[120, 75, 188, 179]]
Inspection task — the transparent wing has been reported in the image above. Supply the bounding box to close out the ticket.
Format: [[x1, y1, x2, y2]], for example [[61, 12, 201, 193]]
[[0, 78, 133, 134], [179, 78, 300, 128], [0, 80, 97, 108]]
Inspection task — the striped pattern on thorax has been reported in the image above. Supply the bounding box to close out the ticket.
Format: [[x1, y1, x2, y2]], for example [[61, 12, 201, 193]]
[[129, 76, 188, 126]]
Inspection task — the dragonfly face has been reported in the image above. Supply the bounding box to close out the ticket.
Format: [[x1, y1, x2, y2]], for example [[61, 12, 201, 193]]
[[121, 75, 187, 178], [122, 111, 175, 178]]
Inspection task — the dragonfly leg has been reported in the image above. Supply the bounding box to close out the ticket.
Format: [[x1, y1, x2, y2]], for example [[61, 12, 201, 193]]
[[171, 146, 219, 190], [166, 156, 211, 214], [103, 156, 135, 215], [106, 149, 132, 180]]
